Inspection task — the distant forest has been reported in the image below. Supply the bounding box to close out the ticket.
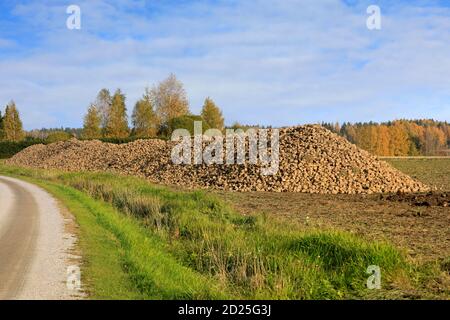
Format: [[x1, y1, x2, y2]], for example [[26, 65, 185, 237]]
[[322, 120, 450, 156], [22, 119, 450, 157]]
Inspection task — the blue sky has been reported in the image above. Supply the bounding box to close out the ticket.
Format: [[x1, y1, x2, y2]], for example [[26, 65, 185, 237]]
[[0, 0, 449, 129]]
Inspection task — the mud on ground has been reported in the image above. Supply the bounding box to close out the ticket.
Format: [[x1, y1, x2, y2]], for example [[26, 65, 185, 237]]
[[383, 192, 449, 208]]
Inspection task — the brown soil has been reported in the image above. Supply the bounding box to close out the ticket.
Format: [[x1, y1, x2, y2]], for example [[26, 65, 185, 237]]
[[216, 191, 450, 263], [382, 192, 449, 207]]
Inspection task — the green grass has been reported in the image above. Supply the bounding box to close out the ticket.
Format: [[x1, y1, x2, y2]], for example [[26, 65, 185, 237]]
[[385, 158, 450, 190], [0, 168, 225, 299], [43, 184, 146, 299], [0, 163, 428, 299]]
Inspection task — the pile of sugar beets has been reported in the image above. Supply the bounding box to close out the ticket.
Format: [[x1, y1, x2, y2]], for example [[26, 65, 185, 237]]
[[7, 125, 429, 194]]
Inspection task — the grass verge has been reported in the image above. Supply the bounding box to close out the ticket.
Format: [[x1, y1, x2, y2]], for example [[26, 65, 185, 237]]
[[0, 168, 225, 299]]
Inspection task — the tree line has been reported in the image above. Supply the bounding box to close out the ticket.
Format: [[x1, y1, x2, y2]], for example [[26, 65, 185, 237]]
[[322, 120, 450, 156], [81, 73, 225, 139], [1, 73, 449, 157]]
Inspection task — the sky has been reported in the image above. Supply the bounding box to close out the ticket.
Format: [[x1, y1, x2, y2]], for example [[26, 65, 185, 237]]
[[0, 0, 449, 130]]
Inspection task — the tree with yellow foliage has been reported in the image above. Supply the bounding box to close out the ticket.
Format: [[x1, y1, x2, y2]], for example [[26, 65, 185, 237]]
[[423, 126, 446, 155], [82, 104, 102, 139], [201, 97, 224, 130], [388, 122, 409, 156], [2, 101, 25, 142], [104, 89, 130, 138], [150, 74, 190, 126], [132, 89, 157, 137]]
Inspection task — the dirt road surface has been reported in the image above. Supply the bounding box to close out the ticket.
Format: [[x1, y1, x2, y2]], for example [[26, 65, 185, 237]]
[[0, 176, 81, 300]]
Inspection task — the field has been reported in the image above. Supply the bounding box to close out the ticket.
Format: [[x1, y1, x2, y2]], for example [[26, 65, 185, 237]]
[[214, 158, 450, 298], [217, 158, 450, 264], [0, 158, 448, 299], [385, 158, 450, 191]]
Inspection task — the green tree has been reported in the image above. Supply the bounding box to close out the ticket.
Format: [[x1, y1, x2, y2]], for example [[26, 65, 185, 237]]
[[201, 97, 224, 130], [2, 101, 25, 142], [82, 104, 102, 139], [132, 89, 157, 137], [104, 89, 129, 138], [0, 110, 4, 141], [46, 131, 72, 143], [150, 73, 189, 125], [160, 115, 210, 137]]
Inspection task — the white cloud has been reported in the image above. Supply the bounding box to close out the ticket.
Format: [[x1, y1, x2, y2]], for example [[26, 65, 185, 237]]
[[0, 0, 449, 129]]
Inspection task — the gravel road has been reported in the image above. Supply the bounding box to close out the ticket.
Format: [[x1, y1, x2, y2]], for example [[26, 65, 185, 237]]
[[0, 176, 82, 300]]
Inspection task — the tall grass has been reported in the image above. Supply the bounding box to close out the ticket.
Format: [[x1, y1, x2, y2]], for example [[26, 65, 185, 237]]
[[49, 183, 225, 299], [0, 164, 409, 299]]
